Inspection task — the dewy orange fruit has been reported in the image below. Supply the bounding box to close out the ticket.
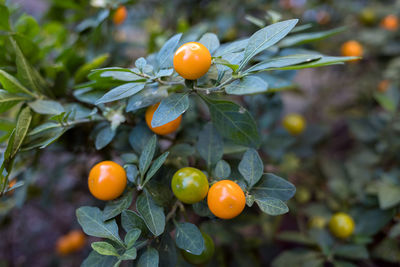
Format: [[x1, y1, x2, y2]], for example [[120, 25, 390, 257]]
[[173, 42, 211, 80], [207, 180, 246, 219], [113, 6, 127, 25], [88, 161, 127, 201], [145, 103, 182, 135]]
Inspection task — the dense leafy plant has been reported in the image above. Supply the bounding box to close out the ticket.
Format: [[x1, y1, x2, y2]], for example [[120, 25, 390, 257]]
[[0, 1, 362, 266]]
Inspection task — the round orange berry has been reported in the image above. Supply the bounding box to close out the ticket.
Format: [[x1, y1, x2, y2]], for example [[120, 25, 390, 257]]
[[113, 6, 127, 25], [173, 42, 212, 80], [145, 103, 182, 135], [207, 180, 246, 219], [378, 80, 390, 93], [88, 161, 127, 201], [341, 40, 363, 58], [381, 15, 398, 31]]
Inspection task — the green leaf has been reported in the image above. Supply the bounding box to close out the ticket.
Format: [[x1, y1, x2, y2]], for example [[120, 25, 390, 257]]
[[137, 247, 159, 267], [89, 68, 143, 82], [372, 238, 400, 263], [334, 244, 369, 260], [272, 249, 324, 267], [10, 107, 32, 158], [245, 54, 322, 73], [95, 125, 115, 150], [121, 210, 149, 235], [199, 33, 220, 54], [277, 231, 316, 246], [82, 251, 119, 267], [0, 69, 34, 96], [196, 122, 223, 167], [175, 222, 204, 255], [10, 38, 45, 94], [143, 152, 169, 186], [225, 75, 268, 95], [374, 92, 396, 113], [0, 4, 10, 31], [251, 173, 296, 201], [139, 135, 157, 181], [279, 27, 346, 47], [91, 241, 120, 257], [75, 53, 109, 83], [239, 19, 298, 70], [214, 39, 248, 57], [199, 95, 260, 147], [238, 148, 263, 188], [125, 164, 138, 184], [76, 206, 123, 245], [95, 83, 145, 104], [28, 122, 59, 136], [129, 123, 153, 153], [124, 228, 141, 248], [121, 153, 138, 164], [377, 182, 400, 209], [156, 233, 177, 267], [157, 33, 182, 69], [271, 56, 359, 70], [214, 160, 231, 179], [102, 191, 133, 221], [0, 90, 30, 113], [119, 247, 137, 260], [15, 14, 40, 39], [151, 93, 189, 127], [136, 190, 165, 236], [28, 100, 64, 115], [255, 196, 289, 215], [126, 84, 168, 112]]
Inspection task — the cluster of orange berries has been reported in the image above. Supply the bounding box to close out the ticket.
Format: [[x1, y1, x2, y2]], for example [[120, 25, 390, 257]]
[[88, 162, 246, 220]]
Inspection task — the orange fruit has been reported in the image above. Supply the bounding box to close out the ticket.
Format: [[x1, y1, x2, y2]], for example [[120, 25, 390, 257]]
[[341, 40, 363, 58], [145, 103, 182, 135], [88, 161, 127, 201], [378, 80, 389, 93], [56, 230, 86, 255], [173, 42, 211, 80], [381, 15, 399, 31], [207, 180, 246, 219], [113, 6, 127, 25]]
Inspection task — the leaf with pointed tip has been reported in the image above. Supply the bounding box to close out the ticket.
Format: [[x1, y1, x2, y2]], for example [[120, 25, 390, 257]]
[[174, 222, 204, 255], [225, 75, 268, 95], [199, 95, 260, 148], [139, 135, 157, 180], [246, 54, 322, 73], [91, 241, 120, 257], [157, 33, 182, 69], [137, 247, 159, 267], [239, 148, 263, 188], [151, 93, 189, 127], [239, 19, 298, 70], [143, 152, 169, 186], [102, 191, 133, 221], [95, 83, 145, 104], [255, 196, 289, 215], [199, 33, 220, 54], [251, 173, 296, 201], [76, 206, 123, 245], [136, 190, 165, 236]]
